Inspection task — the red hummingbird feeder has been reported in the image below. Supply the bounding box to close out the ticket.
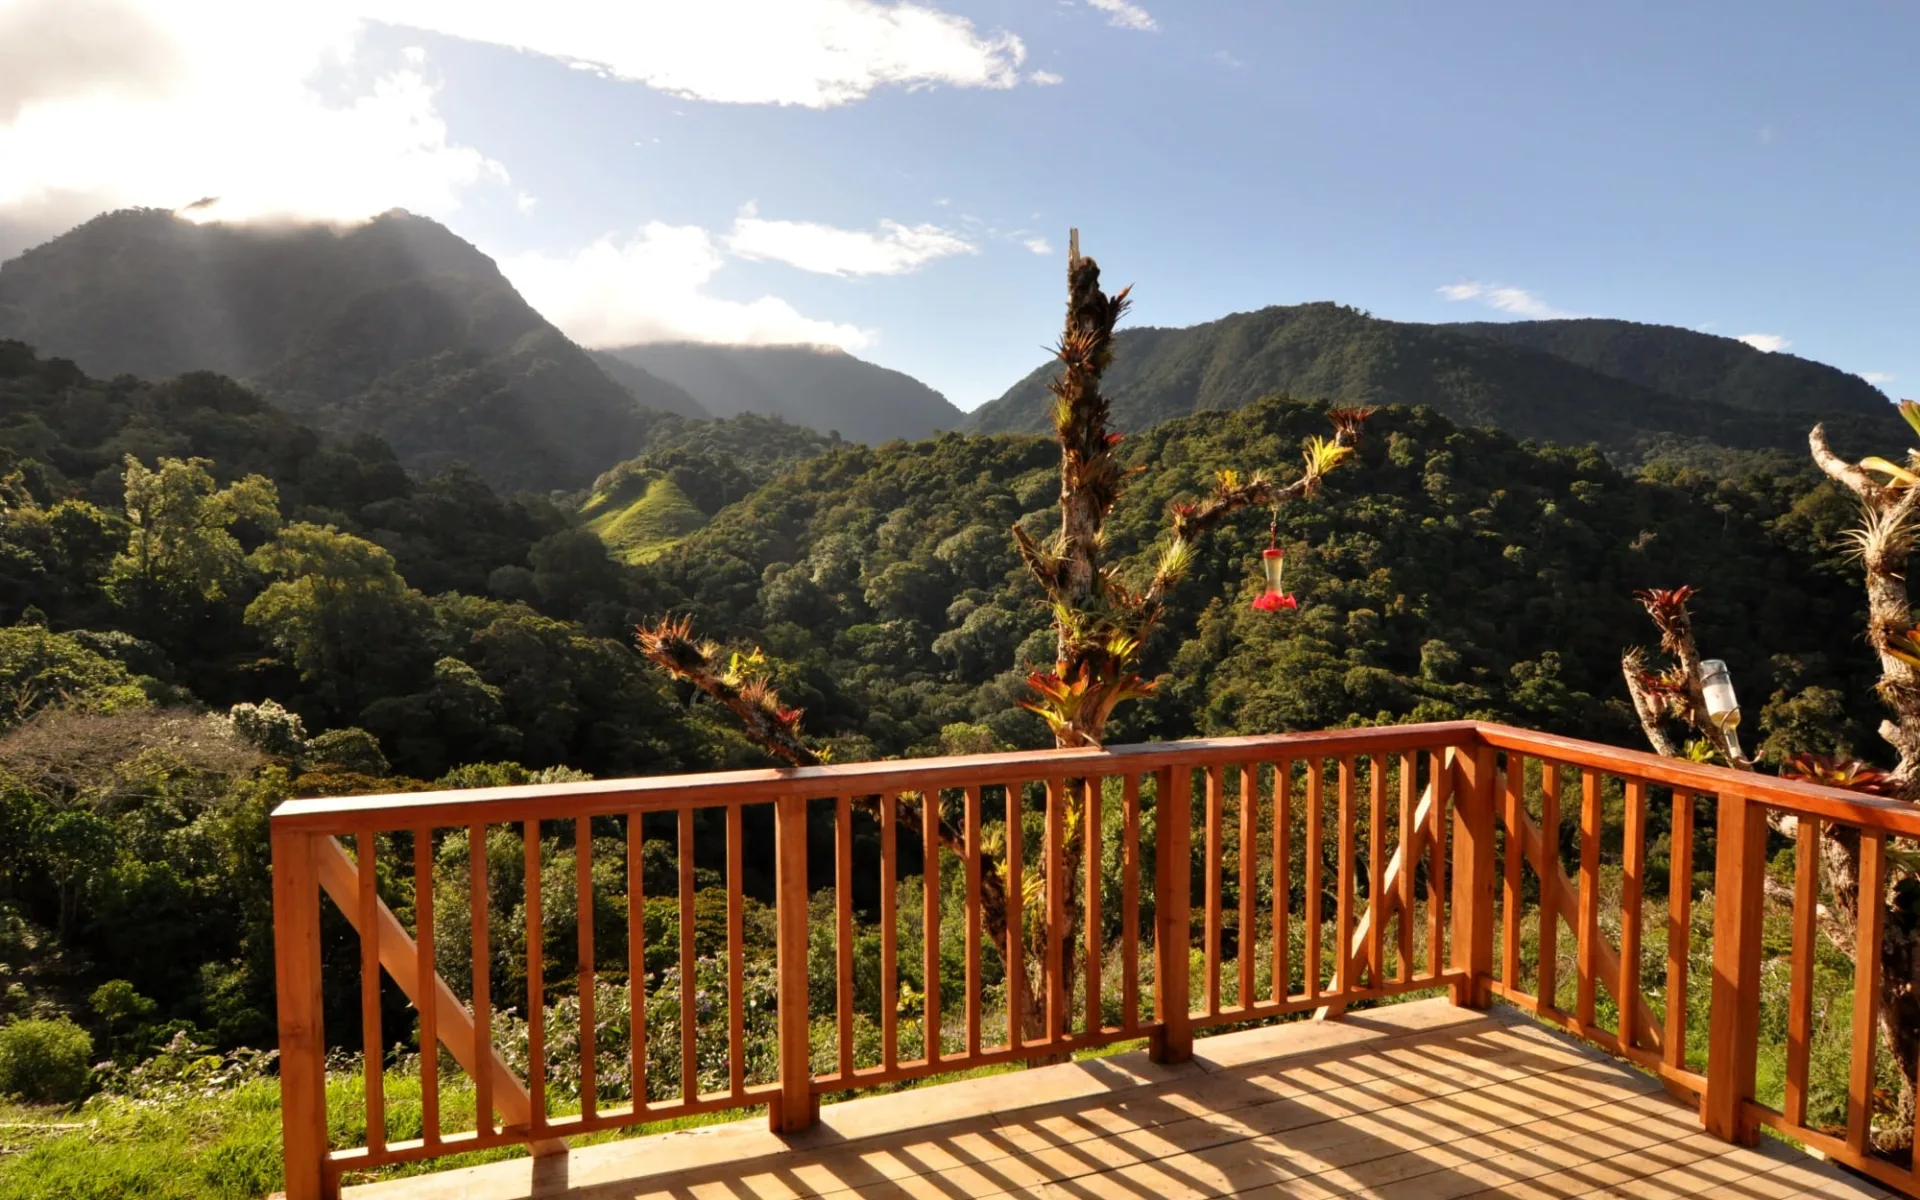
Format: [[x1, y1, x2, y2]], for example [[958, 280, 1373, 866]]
[[1251, 511, 1297, 612]]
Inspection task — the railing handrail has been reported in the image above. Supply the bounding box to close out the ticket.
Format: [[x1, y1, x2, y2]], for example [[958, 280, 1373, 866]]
[[268, 721, 1482, 833], [271, 718, 1920, 837]]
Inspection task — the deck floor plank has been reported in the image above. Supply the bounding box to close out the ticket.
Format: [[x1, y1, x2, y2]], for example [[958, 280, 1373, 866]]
[[343, 1000, 1886, 1200]]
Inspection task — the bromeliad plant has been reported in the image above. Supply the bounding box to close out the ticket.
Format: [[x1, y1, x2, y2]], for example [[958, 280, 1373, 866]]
[[1012, 234, 1366, 750]]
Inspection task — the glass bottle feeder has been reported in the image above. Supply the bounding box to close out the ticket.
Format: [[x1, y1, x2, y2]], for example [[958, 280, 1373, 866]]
[[1251, 546, 1297, 612]]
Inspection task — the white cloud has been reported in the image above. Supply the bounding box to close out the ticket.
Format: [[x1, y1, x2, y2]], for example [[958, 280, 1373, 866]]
[[378, 0, 1028, 108], [1437, 281, 1577, 320], [1735, 333, 1791, 353], [1024, 236, 1053, 256], [0, 0, 1034, 238], [501, 222, 873, 350], [724, 205, 976, 276], [1030, 70, 1065, 86], [1213, 50, 1245, 68], [1862, 372, 1895, 386], [1086, 0, 1158, 32]]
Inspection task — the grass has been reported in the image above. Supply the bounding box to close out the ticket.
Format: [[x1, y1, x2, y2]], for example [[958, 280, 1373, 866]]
[[581, 475, 707, 564]]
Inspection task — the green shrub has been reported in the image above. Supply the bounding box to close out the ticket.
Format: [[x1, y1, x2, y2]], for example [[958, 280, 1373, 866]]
[[0, 1017, 95, 1103]]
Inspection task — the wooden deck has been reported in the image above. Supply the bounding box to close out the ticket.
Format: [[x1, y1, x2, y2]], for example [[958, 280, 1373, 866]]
[[343, 1000, 1889, 1200]]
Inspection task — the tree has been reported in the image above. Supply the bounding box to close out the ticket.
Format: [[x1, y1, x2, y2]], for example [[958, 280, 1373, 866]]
[[636, 235, 1367, 1043], [243, 522, 431, 720], [106, 457, 279, 634]]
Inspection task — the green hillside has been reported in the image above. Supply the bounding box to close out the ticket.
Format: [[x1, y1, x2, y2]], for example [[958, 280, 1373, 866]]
[[964, 303, 1904, 459], [600, 341, 966, 443], [0, 210, 693, 491], [582, 474, 709, 563]]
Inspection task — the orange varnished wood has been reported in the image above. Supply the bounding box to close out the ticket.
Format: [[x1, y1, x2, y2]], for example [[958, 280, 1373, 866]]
[[522, 822, 544, 1132], [965, 785, 983, 1056], [1847, 830, 1887, 1157], [1335, 757, 1355, 998], [1427, 751, 1448, 978], [880, 791, 898, 1068], [1085, 777, 1103, 1034], [773, 795, 812, 1133], [1575, 771, 1600, 1029], [1501, 757, 1522, 991], [1703, 791, 1767, 1144], [272, 828, 326, 1200], [1305, 762, 1323, 1000], [413, 829, 439, 1147], [1273, 760, 1291, 1002], [1239, 765, 1257, 1007], [471, 823, 493, 1134], [577, 817, 597, 1119], [676, 808, 694, 1104], [835, 795, 853, 1079], [1045, 778, 1066, 1042], [923, 789, 942, 1063], [1122, 774, 1140, 1030], [727, 803, 745, 1095], [1663, 790, 1692, 1072], [1784, 816, 1819, 1127], [1450, 745, 1497, 1007], [360, 830, 386, 1154], [1397, 752, 1414, 984], [1537, 765, 1560, 1012], [1367, 758, 1385, 988], [1151, 766, 1193, 1063], [626, 814, 644, 1111], [1005, 781, 1024, 1052], [1618, 781, 1646, 1052], [1204, 765, 1223, 1015]]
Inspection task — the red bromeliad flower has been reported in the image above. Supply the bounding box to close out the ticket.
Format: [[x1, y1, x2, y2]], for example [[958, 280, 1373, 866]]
[[1251, 547, 1297, 612]]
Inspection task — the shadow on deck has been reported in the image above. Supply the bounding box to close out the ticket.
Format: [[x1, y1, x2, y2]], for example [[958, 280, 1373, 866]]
[[343, 1000, 1886, 1200]]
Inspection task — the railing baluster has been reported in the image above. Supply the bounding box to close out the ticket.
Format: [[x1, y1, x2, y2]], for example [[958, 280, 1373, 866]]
[[836, 795, 853, 1079], [359, 830, 385, 1155], [1663, 790, 1692, 1071], [1046, 778, 1067, 1043], [1305, 761, 1322, 999], [965, 785, 983, 1056], [1335, 757, 1355, 997], [576, 817, 596, 1120], [881, 791, 898, 1068], [523, 820, 545, 1131], [1239, 765, 1256, 1007], [414, 828, 439, 1147], [1619, 781, 1646, 1050], [1501, 756, 1522, 992], [1367, 757, 1385, 989], [1397, 753, 1414, 984], [1427, 751, 1447, 977], [1204, 765, 1223, 1016], [1006, 782, 1023, 1052], [924, 789, 942, 1063], [773, 795, 812, 1133], [727, 803, 745, 1095], [1273, 759, 1291, 1002], [471, 823, 493, 1135], [1122, 774, 1141, 1030], [677, 808, 695, 1103], [1151, 766, 1193, 1064], [1846, 830, 1887, 1157], [1576, 771, 1600, 1030], [1538, 765, 1560, 1010], [1703, 790, 1767, 1143], [1784, 816, 1820, 1126], [272, 828, 326, 1200], [1085, 777, 1103, 1033], [626, 813, 644, 1111]]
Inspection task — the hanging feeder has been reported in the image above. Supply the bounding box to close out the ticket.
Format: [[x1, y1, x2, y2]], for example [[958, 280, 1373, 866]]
[[1252, 508, 1297, 613]]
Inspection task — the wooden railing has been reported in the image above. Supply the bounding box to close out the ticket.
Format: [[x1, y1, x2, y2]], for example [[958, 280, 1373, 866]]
[[270, 720, 1920, 1199]]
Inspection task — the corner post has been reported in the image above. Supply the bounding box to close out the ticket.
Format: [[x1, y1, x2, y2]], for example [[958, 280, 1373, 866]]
[[1702, 789, 1766, 1144], [1449, 742, 1497, 1007], [772, 795, 817, 1133], [272, 825, 330, 1200], [1151, 765, 1193, 1063]]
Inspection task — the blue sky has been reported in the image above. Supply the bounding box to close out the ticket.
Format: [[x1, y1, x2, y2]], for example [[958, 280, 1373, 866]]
[[2, 0, 1915, 409]]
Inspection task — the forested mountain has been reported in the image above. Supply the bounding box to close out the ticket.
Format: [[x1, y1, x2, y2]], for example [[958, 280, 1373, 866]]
[[0, 209, 695, 491], [1441, 316, 1897, 424], [597, 342, 966, 444], [965, 303, 1905, 459]]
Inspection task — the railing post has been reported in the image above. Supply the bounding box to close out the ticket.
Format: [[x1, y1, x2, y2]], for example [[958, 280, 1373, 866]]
[[772, 795, 817, 1133], [1702, 790, 1767, 1144], [1450, 743, 1497, 1007], [1151, 766, 1193, 1063], [272, 826, 330, 1200]]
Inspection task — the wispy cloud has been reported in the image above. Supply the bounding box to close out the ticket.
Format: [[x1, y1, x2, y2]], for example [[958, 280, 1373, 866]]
[[724, 203, 976, 276], [1023, 236, 1052, 255], [1213, 50, 1245, 68], [1029, 69, 1064, 86], [1735, 333, 1791, 353], [1437, 281, 1578, 320], [1086, 0, 1157, 32], [1863, 372, 1895, 386], [502, 222, 873, 350]]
